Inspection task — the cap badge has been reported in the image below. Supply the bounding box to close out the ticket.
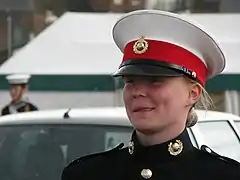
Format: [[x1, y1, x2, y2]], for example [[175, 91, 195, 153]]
[[133, 36, 148, 54], [168, 140, 183, 156], [128, 141, 134, 154]]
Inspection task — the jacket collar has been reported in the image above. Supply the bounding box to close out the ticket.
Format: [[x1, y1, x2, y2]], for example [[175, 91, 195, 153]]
[[128, 128, 195, 163]]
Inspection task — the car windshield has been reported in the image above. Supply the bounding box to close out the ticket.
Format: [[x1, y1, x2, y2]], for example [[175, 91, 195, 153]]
[[197, 121, 240, 161], [0, 124, 133, 180]]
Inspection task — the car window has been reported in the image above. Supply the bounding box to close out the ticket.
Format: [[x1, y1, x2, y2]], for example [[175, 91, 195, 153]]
[[197, 121, 240, 161], [0, 124, 133, 180], [235, 121, 240, 132]]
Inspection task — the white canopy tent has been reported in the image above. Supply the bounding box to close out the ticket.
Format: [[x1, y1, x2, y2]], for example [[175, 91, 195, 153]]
[[0, 12, 123, 75], [0, 12, 240, 75]]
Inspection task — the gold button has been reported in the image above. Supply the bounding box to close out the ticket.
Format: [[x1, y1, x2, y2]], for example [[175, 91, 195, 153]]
[[141, 169, 152, 179]]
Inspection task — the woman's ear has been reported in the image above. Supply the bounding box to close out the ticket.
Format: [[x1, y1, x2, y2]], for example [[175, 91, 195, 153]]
[[188, 83, 202, 105]]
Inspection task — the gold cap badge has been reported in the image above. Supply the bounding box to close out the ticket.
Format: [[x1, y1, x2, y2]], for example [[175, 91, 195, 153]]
[[133, 36, 148, 54], [168, 140, 183, 156]]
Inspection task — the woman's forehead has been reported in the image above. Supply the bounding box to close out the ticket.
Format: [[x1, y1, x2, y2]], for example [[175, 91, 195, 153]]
[[123, 75, 180, 81], [10, 84, 26, 89]]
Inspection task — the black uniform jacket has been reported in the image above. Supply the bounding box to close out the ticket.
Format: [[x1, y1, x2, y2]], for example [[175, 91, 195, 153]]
[[62, 129, 240, 180], [1, 101, 38, 116]]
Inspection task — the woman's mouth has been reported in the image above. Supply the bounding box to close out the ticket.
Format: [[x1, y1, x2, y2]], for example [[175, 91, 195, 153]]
[[133, 107, 154, 112]]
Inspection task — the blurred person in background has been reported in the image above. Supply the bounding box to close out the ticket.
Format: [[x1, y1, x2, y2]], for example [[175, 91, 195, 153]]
[[1, 74, 38, 115]]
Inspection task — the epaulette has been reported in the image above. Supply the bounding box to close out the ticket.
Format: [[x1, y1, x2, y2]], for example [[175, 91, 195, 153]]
[[67, 143, 124, 167], [200, 145, 240, 168]]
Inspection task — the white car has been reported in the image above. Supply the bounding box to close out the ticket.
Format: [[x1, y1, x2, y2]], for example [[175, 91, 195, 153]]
[[0, 107, 239, 180], [234, 119, 240, 132]]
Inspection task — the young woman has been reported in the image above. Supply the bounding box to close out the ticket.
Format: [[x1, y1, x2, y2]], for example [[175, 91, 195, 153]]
[[62, 10, 240, 180]]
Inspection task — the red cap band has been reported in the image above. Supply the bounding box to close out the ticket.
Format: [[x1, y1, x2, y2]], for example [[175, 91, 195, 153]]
[[122, 39, 207, 85]]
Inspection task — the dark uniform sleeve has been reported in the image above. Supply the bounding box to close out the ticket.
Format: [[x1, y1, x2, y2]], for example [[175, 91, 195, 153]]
[[1, 106, 9, 116], [28, 103, 38, 111]]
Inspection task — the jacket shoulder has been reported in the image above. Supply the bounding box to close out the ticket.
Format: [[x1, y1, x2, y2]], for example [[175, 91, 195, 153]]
[[68, 143, 124, 165], [199, 145, 240, 168], [61, 143, 125, 180]]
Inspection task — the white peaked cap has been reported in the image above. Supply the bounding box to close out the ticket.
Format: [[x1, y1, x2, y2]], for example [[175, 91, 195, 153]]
[[6, 74, 31, 85], [112, 10, 225, 85]]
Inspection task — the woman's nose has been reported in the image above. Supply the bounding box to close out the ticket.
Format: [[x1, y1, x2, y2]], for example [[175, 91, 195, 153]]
[[132, 82, 147, 98]]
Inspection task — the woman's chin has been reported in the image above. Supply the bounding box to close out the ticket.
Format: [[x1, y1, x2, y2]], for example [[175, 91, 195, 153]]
[[132, 122, 157, 134]]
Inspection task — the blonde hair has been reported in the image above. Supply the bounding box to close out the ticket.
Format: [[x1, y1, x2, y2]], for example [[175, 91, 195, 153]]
[[186, 81, 215, 127]]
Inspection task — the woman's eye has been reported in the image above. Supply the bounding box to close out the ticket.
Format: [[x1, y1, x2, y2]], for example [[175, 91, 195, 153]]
[[149, 77, 166, 83], [125, 79, 134, 83], [149, 78, 158, 82]]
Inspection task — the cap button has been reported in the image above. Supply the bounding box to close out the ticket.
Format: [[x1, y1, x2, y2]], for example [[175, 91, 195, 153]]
[[192, 71, 197, 78]]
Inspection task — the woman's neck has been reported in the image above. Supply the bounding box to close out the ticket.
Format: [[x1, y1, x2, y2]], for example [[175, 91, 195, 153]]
[[136, 123, 186, 146]]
